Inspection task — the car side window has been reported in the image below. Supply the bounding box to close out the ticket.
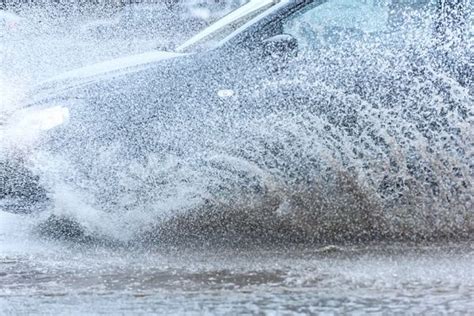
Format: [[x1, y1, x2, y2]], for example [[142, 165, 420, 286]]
[[282, 0, 435, 51]]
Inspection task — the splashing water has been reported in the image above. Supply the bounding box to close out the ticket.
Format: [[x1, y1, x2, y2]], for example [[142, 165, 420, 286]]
[[1, 2, 473, 247], [1, 3, 473, 314]]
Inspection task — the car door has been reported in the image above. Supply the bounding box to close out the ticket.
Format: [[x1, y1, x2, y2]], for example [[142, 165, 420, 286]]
[[237, 0, 444, 112], [219, 0, 447, 168], [227, 0, 394, 118]]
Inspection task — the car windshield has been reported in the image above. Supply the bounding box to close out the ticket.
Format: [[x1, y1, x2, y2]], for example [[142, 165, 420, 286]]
[[175, 0, 277, 53]]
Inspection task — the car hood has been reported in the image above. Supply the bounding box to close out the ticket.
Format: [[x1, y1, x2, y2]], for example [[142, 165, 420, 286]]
[[29, 50, 188, 103]]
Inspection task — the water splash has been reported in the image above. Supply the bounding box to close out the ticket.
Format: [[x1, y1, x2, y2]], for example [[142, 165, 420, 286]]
[[2, 2, 473, 246]]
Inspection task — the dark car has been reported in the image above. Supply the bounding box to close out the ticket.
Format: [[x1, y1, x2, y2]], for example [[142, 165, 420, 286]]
[[1, 0, 470, 217]]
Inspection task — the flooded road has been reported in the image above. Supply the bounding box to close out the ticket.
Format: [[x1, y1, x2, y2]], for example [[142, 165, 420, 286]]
[[1, 213, 473, 314], [1, 3, 473, 314]]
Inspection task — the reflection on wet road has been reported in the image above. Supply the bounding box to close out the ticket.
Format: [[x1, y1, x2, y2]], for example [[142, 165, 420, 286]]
[[1, 213, 473, 314]]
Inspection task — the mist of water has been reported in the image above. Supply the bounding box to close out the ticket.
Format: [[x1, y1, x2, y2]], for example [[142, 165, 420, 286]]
[[1, 2, 473, 246]]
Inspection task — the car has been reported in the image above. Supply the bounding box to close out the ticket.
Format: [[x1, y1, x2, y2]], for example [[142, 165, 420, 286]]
[[1, 0, 470, 223]]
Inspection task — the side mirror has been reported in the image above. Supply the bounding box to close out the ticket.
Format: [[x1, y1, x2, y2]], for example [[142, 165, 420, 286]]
[[261, 34, 298, 60]]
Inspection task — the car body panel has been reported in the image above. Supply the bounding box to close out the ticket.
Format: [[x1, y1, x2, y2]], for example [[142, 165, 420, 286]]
[[42, 50, 188, 87], [27, 51, 189, 105], [1, 0, 470, 215]]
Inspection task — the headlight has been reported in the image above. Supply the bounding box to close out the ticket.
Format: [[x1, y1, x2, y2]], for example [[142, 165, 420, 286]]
[[15, 106, 70, 132]]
